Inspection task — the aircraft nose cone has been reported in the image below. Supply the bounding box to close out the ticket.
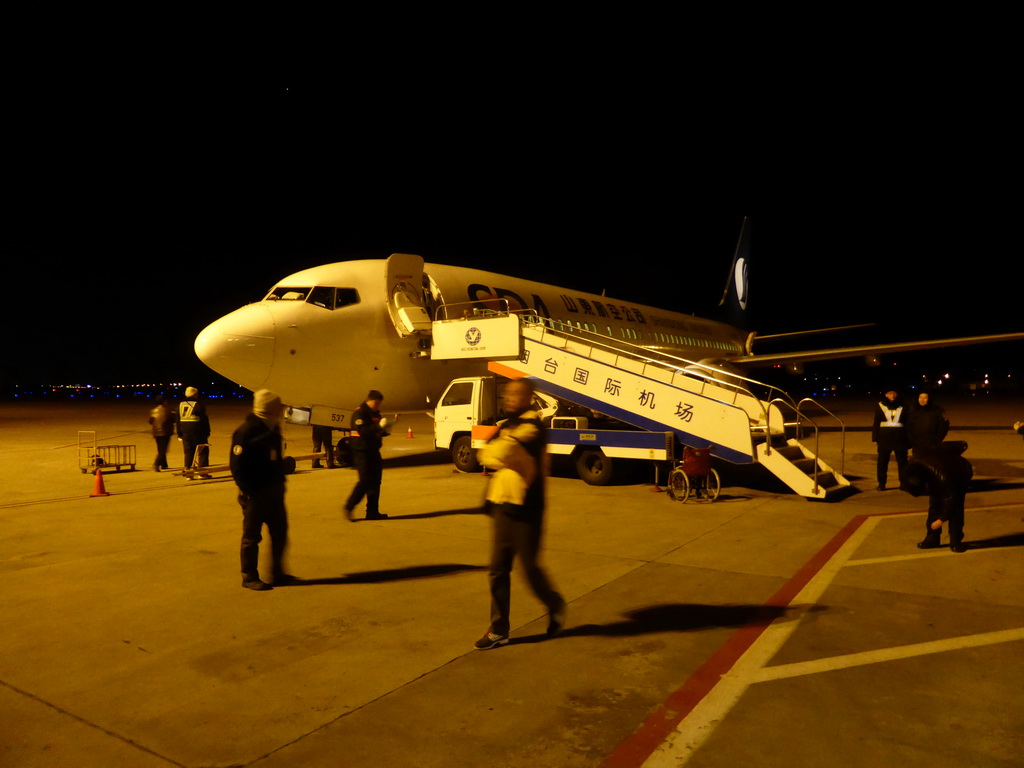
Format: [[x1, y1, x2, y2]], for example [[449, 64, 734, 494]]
[[194, 305, 276, 390]]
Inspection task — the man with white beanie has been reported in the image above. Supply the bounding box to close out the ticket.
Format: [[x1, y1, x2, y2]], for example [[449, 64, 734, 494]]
[[177, 386, 212, 478], [230, 389, 294, 590]]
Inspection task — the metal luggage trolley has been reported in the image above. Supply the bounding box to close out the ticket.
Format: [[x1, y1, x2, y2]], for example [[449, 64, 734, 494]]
[[77, 431, 137, 473], [667, 445, 720, 503]]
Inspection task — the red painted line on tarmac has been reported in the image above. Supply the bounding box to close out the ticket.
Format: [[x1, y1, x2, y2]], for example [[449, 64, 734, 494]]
[[600, 513, 870, 768]]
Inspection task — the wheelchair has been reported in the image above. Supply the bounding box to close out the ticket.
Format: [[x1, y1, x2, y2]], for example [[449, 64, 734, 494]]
[[667, 446, 721, 503]]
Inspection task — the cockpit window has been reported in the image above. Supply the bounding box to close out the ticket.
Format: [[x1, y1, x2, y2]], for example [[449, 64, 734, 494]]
[[333, 288, 359, 309], [265, 286, 360, 309], [307, 287, 335, 308], [266, 286, 310, 301]]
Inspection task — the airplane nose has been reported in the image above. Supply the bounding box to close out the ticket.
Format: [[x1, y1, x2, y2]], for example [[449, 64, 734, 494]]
[[194, 305, 276, 390]]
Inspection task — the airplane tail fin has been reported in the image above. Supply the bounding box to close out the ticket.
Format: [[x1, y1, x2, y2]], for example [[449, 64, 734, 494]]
[[718, 216, 751, 328]]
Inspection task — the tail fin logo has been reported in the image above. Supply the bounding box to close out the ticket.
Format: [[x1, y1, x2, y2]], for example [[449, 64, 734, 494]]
[[734, 257, 749, 310]]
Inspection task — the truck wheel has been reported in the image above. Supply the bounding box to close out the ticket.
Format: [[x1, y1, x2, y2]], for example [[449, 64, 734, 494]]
[[452, 435, 480, 473], [576, 449, 613, 485], [334, 437, 353, 467]]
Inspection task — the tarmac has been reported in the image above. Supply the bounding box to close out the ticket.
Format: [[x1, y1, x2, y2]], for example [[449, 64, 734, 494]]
[[1, 394, 1022, 768]]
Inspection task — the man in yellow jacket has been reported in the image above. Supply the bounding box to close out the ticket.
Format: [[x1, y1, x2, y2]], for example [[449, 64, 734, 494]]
[[474, 378, 566, 650]]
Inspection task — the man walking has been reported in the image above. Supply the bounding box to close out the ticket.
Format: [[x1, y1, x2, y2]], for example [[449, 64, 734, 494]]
[[343, 390, 390, 520], [474, 378, 566, 650]]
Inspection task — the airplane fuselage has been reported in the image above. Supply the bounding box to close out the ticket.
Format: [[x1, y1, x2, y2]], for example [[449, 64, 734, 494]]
[[194, 258, 749, 424]]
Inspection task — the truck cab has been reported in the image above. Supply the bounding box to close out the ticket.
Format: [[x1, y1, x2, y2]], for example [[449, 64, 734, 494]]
[[434, 376, 557, 473]]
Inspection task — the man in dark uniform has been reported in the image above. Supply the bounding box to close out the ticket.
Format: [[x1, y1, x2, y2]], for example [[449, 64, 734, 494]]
[[474, 378, 566, 650], [230, 389, 293, 590], [871, 388, 909, 490], [177, 386, 212, 479], [343, 390, 390, 521]]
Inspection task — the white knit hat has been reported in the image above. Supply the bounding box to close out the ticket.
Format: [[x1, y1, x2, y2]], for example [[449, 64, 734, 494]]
[[253, 389, 282, 419]]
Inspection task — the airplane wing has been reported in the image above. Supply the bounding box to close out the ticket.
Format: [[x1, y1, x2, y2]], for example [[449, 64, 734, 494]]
[[731, 331, 1024, 368]]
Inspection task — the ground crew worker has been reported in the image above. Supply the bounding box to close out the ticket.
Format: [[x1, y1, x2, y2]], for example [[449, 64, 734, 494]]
[[230, 389, 295, 590], [177, 386, 212, 479], [871, 388, 909, 490], [343, 390, 389, 520]]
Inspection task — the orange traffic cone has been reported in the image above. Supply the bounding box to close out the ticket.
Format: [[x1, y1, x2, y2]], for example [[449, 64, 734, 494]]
[[90, 468, 110, 497], [407, 426, 414, 439]]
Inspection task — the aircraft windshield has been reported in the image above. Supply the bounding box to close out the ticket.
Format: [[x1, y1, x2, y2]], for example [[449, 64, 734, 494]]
[[265, 286, 360, 309], [266, 287, 310, 301]]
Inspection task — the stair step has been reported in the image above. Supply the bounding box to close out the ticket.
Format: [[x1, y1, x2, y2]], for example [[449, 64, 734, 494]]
[[775, 447, 805, 461]]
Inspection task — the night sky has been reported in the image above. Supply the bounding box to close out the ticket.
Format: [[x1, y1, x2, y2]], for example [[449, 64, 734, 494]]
[[3, 75, 1020, 394]]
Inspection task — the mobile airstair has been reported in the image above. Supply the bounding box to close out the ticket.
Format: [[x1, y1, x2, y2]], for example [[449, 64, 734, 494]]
[[431, 307, 850, 500]]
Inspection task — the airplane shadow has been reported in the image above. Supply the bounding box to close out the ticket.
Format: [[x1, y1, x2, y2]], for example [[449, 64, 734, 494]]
[[283, 562, 486, 586], [510, 602, 815, 645]]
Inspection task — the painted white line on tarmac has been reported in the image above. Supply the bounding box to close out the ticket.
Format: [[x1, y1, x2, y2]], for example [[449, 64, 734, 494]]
[[846, 551, 954, 565], [640, 517, 882, 767], [754, 627, 1024, 682]]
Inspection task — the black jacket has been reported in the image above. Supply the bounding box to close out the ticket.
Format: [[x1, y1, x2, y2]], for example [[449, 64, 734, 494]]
[[351, 402, 385, 452], [901, 441, 972, 516], [229, 413, 285, 494], [906, 402, 949, 451]]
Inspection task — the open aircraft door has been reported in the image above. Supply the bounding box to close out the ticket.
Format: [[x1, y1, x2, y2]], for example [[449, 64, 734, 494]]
[[385, 253, 432, 337]]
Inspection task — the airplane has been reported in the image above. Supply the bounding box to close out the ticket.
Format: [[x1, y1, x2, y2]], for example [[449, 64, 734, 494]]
[[194, 219, 1024, 429]]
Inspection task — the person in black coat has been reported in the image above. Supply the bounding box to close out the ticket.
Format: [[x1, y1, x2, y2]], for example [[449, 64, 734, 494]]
[[905, 391, 949, 454], [230, 389, 293, 590], [901, 441, 972, 553], [871, 388, 909, 491], [343, 390, 390, 521]]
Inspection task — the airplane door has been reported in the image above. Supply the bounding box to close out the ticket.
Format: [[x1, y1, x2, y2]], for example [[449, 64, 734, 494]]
[[385, 253, 432, 337]]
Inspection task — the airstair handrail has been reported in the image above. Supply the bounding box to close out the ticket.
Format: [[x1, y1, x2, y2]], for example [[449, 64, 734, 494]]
[[794, 398, 847, 477], [514, 313, 796, 427], [768, 397, 823, 495], [434, 300, 511, 322]]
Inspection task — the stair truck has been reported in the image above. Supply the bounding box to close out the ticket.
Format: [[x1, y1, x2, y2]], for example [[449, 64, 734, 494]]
[[433, 374, 675, 485]]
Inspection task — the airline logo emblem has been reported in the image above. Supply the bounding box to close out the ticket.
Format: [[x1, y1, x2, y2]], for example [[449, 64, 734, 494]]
[[465, 327, 482, 346], [734, 257, 749, 310]]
